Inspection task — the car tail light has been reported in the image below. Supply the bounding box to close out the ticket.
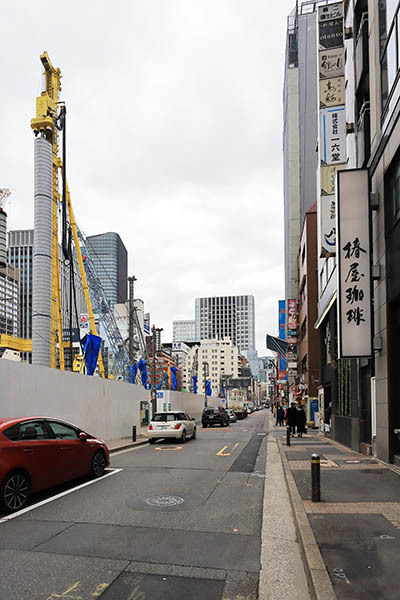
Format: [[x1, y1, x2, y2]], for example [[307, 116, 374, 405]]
[[148, 424, 153, 430], [174, 424, 181, 430]]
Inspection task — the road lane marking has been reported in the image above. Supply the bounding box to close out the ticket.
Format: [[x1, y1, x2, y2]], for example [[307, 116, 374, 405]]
[[0, 468, 123, 524], [217, 445, 231, 456], [155, 446, 182, 451], [233, 443, 239, 449]]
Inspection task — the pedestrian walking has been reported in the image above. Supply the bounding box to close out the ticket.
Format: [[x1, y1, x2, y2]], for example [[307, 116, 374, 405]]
[[286, 402, 297, 436], [296, 405, 307, 437], [277, 405, 285, 426]]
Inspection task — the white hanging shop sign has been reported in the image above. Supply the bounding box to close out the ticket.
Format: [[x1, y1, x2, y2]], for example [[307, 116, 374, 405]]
[[337, 169, 372, 358], [320, 194, 337, 257]]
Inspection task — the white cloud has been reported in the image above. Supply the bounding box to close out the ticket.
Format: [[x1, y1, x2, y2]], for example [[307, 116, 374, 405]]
[[1, 0, 295, 353]]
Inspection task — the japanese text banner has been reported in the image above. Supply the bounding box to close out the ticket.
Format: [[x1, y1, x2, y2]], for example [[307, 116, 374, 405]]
[[337, 169, 372, 358]]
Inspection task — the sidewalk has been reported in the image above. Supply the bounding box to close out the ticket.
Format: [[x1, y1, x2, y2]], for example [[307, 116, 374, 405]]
[[274, 421, 400, 600], [107, 426, 149, 453]]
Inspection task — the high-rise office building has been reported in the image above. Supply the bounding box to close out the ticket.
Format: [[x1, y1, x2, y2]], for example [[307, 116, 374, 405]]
[[283, 3, 319, 300], [7, 230, 33, 340], [195, 295, 255, 352], [173, 319, 196, 342], [86, 232, 127, 308], [8, 229, 88, 363]]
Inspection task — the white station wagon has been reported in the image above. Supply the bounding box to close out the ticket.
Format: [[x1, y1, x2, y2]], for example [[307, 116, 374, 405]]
[[147, 411, 197, 444]]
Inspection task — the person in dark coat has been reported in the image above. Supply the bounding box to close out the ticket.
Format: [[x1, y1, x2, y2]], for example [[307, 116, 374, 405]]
[[286, 402, 297, 436], [296, 405, 307, 437], [277, 405, 285, 426]]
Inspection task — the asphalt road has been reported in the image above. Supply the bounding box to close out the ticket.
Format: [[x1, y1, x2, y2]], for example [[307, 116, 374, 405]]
[[0, 410, 269, 599]]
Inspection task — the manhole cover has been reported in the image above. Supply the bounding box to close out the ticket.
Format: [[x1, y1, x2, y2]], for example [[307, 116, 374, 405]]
[[145, 495, 184, 507]]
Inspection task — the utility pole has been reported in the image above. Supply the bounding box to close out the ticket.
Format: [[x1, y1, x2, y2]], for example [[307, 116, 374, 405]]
[[127, 275, 137, 363], [151, 325, 163, 415]]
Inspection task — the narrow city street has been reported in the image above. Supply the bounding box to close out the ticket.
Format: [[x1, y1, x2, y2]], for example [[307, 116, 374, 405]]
[[0, 413, 271, 599]]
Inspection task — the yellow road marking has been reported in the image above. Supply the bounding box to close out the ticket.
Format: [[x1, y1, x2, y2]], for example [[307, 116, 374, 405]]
[[217, 445, 231, 456], [47, 581, 83, 599], [233, 443, 239, 449], [155, 446, 182, 451]]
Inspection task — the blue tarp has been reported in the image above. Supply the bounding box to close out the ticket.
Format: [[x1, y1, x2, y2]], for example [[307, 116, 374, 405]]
[[192, 375, 198, 394], [138, 358, 151, 389], [157, 372, 168, 390], [81, 334, 101, 376], [171, 366, 177, 391], [206, 380, 212, 396], [130, 363, 138, 384]]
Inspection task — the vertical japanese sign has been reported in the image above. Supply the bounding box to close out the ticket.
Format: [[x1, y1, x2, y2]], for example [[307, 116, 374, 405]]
[[278, 300, 287, 380], [286, 299, 297, 341], [337, 169, 372, 358], [317, 2, 345, 259]]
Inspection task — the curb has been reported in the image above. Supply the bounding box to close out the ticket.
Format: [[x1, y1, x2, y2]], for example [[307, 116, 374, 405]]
[[109, 438, 148, 454], [277, 437, 336, 600]]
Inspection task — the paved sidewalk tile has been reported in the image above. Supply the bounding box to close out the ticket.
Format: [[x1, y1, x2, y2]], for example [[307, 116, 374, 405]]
[[278, 428, 400, 599]]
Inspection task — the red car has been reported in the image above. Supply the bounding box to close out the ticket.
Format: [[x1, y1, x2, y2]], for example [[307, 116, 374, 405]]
[[0, 417, 110, 513]]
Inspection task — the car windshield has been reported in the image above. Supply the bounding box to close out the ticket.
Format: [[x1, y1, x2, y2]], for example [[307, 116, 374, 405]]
[[152, 413, 186, 422], [204, 408, 218, 415]]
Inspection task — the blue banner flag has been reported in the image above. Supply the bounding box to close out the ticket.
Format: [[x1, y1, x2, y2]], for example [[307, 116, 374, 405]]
[[138, 358, 151, 389], [81, 334, 101, 376], [130, 363, 138, 384], [206, 380, 212, 396], [192, 375, 198, 394], [171, 366, 178, 391]]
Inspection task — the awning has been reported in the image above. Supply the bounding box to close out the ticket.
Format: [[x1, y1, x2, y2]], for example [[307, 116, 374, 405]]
[[266, 334, 287, 357], [314, 292, 337, 330]]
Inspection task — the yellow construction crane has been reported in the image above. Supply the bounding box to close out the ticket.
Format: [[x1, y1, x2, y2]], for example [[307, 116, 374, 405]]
[[30, 52, 105, 377]]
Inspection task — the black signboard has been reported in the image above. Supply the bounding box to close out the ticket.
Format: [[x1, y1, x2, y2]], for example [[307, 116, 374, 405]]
[[319, 18, 343, 50]]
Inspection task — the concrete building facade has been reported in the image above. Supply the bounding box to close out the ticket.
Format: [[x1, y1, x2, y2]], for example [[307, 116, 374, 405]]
[[195, 295, 255, 352], [184, 338, 240, 397], [173, 319, 196, 343]]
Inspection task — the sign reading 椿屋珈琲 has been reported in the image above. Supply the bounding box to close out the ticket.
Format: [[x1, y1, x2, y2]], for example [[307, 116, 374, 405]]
[[337, 169, 372, 358]]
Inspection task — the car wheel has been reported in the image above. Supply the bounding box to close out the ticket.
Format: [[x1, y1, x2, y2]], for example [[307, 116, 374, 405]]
[[181, 429, 187, 443], [149, 438, 156, 444], [191, 427, 197, 440], [0, 471, 31, 513], [91, 450, 106, 478]]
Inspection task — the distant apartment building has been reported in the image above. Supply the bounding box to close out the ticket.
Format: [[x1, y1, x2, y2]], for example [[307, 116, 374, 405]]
[[195, 295, 255, 352], [173, 319, 196, 342], [86, 232, 127, 308], [184, 338, 240, 397]]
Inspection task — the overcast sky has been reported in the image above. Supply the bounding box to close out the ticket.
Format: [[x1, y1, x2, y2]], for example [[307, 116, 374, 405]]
[[1, 0, 295, 354]]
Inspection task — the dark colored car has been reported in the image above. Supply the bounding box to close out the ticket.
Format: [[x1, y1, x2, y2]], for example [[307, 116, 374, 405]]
[[202, 407, 230, 428], [0, 417, 110, 513]]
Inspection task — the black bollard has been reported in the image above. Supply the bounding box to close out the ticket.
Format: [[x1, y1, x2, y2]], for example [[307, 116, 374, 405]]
[[311, 453, 321, 502], [286, 425, 291, 446], [132, 426, 136, 442]]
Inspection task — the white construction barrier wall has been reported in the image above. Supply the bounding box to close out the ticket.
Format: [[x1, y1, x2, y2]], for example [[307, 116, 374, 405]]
[[0, 360, 223, 441]]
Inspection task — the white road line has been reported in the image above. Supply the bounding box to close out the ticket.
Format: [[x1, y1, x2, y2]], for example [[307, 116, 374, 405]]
[[0, 468, 123, 524]]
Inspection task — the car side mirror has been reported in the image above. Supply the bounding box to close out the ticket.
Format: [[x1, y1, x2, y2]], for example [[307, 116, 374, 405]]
[[79, 432, 88, 442]]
